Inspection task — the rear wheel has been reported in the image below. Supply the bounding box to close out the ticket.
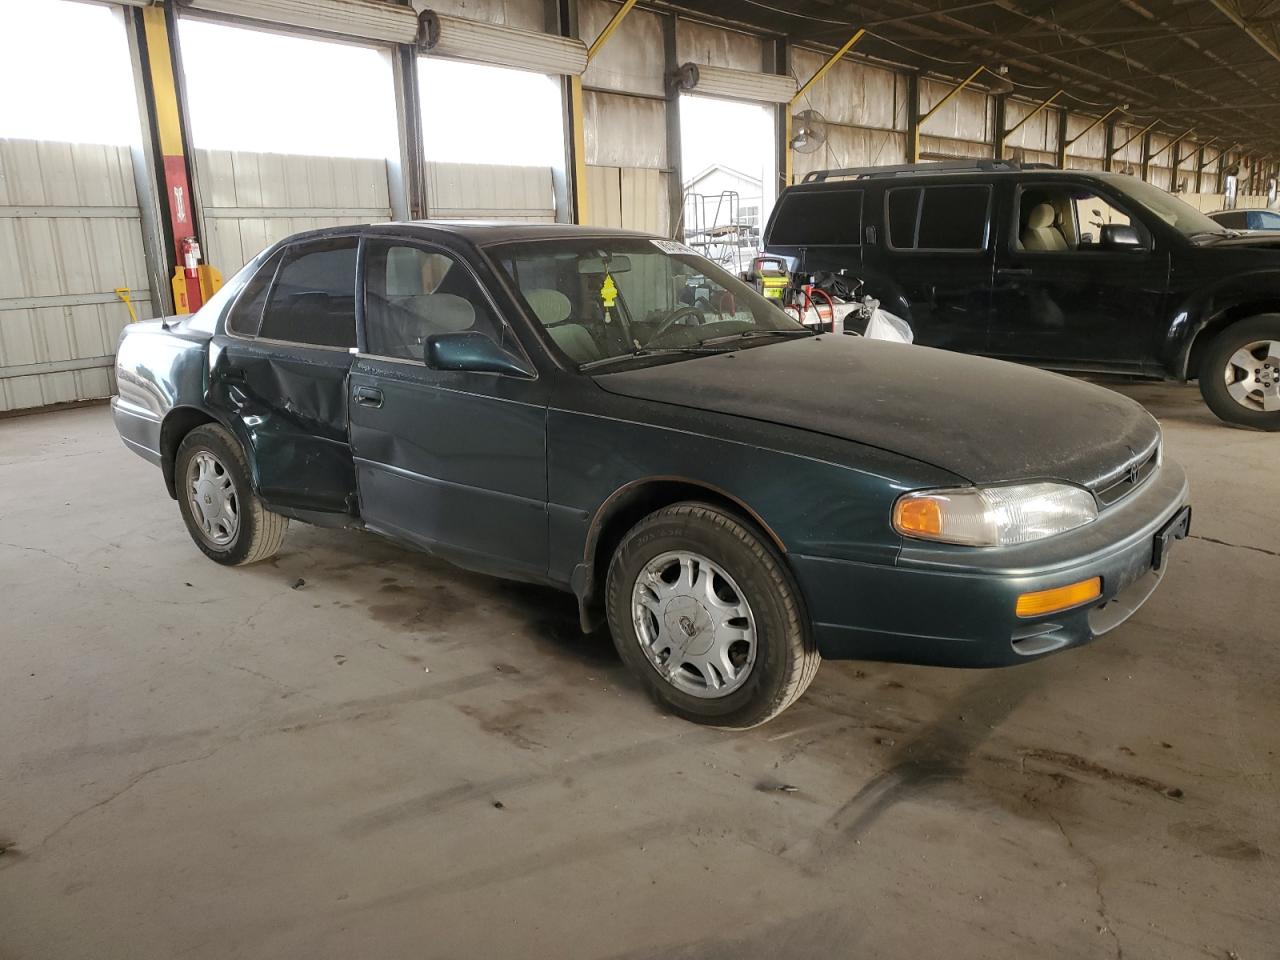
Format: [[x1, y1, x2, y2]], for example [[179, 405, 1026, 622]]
[[605, 502, 820, 728], [175, 424, 288, 565], [1199, 315, 1280, 430]]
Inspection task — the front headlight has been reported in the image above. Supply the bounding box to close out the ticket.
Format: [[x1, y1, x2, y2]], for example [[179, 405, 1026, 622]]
[[893, 482, 1098, 546]]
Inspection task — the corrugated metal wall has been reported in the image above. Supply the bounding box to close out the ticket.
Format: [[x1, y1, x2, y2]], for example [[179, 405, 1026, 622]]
[[0, 138, 153, 412], [428, 162, 556, 221], [194, 149, 392, 276], [790, 47, 907, 180]]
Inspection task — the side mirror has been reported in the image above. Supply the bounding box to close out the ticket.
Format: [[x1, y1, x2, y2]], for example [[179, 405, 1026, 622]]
[[425, 332, 532, 377], [1100, 224, 1144, 249]]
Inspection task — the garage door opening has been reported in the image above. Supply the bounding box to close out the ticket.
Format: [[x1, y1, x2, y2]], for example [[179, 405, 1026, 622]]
[[679, 94, 776, 274], [418, 57, 563, 221]]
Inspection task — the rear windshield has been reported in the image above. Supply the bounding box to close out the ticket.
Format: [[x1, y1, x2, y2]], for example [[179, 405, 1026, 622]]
[[768, 189, 863, 245]]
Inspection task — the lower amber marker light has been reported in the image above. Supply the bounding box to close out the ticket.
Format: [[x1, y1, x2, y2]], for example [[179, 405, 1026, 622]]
[[1015, 577, 1102, 618]]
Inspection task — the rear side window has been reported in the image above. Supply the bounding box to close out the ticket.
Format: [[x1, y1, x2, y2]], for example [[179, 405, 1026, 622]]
[[886, 185, 991, 251], [769, 189, 862, 245], [258, 239, 358, 348], [225, 250, 282, 337]]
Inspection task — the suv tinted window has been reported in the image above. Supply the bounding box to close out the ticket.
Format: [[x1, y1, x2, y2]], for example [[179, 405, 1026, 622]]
[[258, 239, 358, 348], [770, 189, 862, 245], [364, 240, 513, 361], [225, 250, 282, 337], [1213, 210, 1247, 229], [887, 185, 990, 251]]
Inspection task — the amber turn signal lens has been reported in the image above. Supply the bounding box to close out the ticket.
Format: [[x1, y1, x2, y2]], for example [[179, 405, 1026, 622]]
[[1015, 577, 1102, 618], [894, 497, 943, 537]]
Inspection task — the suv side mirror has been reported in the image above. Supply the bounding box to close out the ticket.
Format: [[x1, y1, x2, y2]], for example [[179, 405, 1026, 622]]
[[425, 332, 533, 377], [1100, 224, 1144, 250]]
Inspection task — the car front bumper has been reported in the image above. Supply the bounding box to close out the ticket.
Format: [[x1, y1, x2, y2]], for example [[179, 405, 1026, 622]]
[[791, 459, 1190, 667]]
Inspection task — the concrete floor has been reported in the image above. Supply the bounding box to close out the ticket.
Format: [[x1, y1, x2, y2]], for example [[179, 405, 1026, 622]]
[[0, 382, 1276, 960]]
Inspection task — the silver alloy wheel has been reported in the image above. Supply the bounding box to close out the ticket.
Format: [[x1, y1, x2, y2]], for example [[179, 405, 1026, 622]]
[[187, 450, 239, 546], [631, 550, 757, 699], [1224, 339, 1280, 412]]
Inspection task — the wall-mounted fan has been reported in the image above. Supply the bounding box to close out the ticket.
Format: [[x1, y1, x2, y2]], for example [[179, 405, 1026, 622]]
[[790, 109, 828, 154]]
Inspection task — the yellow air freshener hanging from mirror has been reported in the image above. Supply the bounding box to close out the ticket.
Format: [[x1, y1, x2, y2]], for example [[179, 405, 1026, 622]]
[[601, 272, 618, 323]]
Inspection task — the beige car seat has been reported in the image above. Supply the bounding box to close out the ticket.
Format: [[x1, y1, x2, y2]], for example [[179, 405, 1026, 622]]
[[525, 288, 600, 364], [1021, 202, 1068, 251]]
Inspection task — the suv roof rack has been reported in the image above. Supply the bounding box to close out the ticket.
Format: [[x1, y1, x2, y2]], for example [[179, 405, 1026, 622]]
[[800, 159, 1058, 183]]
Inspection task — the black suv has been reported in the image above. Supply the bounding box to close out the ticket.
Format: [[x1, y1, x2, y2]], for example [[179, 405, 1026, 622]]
[[763, 160, 1280, 430]]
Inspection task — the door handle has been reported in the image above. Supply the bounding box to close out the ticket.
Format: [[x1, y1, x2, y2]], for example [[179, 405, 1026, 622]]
[[998, 267, 1033, 276], [353, 385, 383, 408]]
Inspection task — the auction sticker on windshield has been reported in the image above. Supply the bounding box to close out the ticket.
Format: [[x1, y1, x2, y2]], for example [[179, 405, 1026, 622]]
[[651, 239, 697, 256]]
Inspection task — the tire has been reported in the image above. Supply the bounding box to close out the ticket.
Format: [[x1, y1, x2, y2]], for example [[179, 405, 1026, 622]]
[[605, 502, 820, 728], [174, 423, 288, 565], [1198, 314, 1280, 431]]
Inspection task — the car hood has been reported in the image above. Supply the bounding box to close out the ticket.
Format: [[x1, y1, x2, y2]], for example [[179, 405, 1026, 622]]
[[1195, 232, 1280, 250], [592, 335, 1160, 489]]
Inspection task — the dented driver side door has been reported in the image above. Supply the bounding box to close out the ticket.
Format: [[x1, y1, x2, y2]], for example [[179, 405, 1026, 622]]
[[209, 236, 360, 516]]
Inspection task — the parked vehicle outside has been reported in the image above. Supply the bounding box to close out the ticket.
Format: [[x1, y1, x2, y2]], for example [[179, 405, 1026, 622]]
[[112, 223, 1190, 727], [1208, 208, 1280, 231], [763, 160, 1280, 430]]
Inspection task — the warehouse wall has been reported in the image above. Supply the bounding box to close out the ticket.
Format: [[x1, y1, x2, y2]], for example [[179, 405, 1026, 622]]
[[0, 138, 153, 412], [194, 149, 392, 276], [790, 47, 907, 181], [580, 0, 670, 234]]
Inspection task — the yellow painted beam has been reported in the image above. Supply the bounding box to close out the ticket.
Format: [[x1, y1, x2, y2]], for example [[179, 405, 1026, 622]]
[[999, 89, 1061, 158], [587, 0, 638, 62], [1063, 104, 1124, 149], [142, 7, 183, 157], [785, 29, 865, 186], [1146, 127, 1194, 162], [912, 65, 989, 163], [1111, 119, 1158, 156]]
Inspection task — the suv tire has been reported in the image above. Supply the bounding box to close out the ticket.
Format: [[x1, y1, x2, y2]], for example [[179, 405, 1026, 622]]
[[1199, 314, 1280, 431]]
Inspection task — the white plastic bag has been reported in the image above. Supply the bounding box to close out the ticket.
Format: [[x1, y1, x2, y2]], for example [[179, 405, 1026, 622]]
[[863, 308, 914, 344]]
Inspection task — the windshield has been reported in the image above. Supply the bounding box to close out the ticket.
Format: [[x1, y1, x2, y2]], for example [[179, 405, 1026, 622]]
[[1107, 175, 1229, 237], [488, 236, 807, 370]]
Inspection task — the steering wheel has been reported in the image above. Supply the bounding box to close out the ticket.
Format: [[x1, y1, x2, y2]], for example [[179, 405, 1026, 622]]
[[648, 304, 707, 343]]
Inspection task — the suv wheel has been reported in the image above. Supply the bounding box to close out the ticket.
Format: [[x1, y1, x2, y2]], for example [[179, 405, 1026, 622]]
[[175, 424, 288, 564], [1199, 315, 1280, 430], [605, 502, 820, 728]]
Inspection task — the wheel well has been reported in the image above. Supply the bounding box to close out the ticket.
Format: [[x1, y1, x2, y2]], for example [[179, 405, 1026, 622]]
[[577, 479, 784, 631], [159, 408, 217, 498], [1187, 301, 1280, 380]]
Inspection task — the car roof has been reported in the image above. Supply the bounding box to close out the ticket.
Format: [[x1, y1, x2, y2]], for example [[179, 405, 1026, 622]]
[[782, 168, 1138, 190], [270, 220, 663, 247]]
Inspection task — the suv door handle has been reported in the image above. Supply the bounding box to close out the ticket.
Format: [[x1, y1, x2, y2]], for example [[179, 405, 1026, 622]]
[[997, 267, 1033, 276], [353, 385, 383, 408]]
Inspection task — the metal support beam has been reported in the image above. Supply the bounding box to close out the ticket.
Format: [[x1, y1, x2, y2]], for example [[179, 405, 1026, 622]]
[[1104, 119, 1117, 173], [553, 0, 588, 224], [1147, 127, 1195, 164], [771, 38, 789, 204], [389, 45, 426, 220], [1111, 119, 1158, 166], [586, 0, 638, 61], [1140, 130, 1153, 182], [1064, 104, 1126, 152], [913, 64, 992, 163], [905, 73, 920, 164], [998, 89, 1062, 160], [785, 29, 865, 186], [136, 4, 212, 315], [663, 12, 683, 239], [1055, 108, 1068, 168]]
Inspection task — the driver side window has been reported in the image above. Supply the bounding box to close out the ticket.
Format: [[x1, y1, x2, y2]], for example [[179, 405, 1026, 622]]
[[362, 241, 508, 361], [1015, 186, 1145, 253]]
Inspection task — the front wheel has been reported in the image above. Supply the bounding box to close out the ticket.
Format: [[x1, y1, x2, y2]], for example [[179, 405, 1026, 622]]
[[605, 502, 820, 728], [175, 423, 288, 565], [1198, 315, 1280, 430]]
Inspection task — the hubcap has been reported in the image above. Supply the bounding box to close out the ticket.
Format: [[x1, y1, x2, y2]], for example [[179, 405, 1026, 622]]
[[631, 551, 756, 699], [187, 450, 239, 546], [1223, 339, 1280, 413]]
